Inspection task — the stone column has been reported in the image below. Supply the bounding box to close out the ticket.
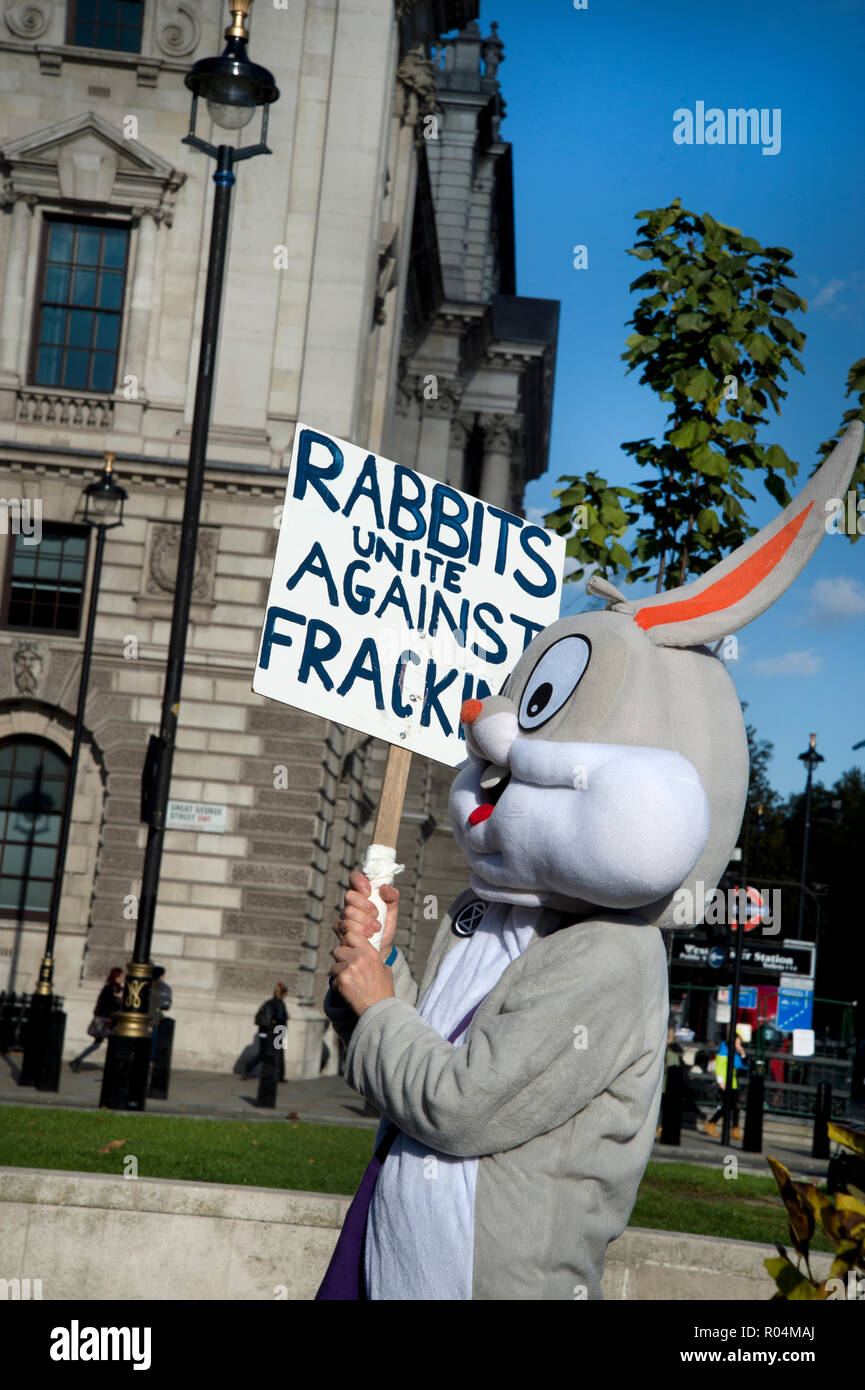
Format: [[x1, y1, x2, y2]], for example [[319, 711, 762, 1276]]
[[416, 378, 463, 484], [479, 413, 518, 511], [122, 207, 160, 399], [0, 194, 36, 383], [446, 414, 471, 489]]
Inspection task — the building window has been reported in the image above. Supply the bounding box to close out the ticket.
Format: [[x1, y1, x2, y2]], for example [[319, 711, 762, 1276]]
[[2, 526, 89, 635], [68, 0, 144, 53], [0, 739, 69, 920], [31, 219, 129, 393]]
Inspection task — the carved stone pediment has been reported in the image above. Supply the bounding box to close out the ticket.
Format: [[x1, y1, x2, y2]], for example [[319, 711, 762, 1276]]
[[0, 112, 185, 220]]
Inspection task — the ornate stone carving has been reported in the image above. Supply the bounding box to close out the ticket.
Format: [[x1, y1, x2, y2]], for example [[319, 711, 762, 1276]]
[[481, 22, 505, 80], [13, 641, 43, 695], [155, 1, 201, 57], [145, 524, 219, 601], [448, 415, 472, 450], [418, 376, 464, 416], [393, 44, 439, 127], [4, 1, 50, 40], [480, 412, 522, 454], [374, 222, 399, 326]]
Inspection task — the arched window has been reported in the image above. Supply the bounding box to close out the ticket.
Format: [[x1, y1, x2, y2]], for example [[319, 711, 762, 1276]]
[[0, 739, 69, 919]]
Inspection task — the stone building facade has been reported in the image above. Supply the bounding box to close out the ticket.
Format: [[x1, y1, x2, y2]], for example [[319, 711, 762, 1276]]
[[0, 0, 558, 1074]]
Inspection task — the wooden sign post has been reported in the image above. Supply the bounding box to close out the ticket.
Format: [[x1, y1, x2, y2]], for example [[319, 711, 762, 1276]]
[[363, 744, 412, 950]]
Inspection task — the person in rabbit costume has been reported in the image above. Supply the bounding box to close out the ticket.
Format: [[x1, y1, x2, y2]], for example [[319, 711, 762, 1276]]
[[318, 423, 863, 1302]]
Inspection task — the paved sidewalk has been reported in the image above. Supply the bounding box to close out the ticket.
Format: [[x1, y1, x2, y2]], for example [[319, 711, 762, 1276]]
[[0, 1052, 856, 1181], [0, 1053, 380, 1129]]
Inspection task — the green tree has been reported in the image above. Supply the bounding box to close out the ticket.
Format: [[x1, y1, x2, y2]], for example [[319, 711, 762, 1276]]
[[546, 199, 808, 591]]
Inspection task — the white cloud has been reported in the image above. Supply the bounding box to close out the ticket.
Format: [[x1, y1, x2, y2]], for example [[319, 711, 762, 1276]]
[[806, 575, 865, 622], [751, 649, 823, 677], [807, 269, 865, 315], [812, 279, 845, 309]]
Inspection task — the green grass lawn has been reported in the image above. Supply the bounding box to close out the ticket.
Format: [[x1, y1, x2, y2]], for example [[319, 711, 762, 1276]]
[[0, 1106, 375, 1195], [632, 1160, 831, 1253], [0, 1105, 829, 1251]]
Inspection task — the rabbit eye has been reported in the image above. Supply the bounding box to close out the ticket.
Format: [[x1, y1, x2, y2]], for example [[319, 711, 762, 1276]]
[[518, 635, 591, 731]]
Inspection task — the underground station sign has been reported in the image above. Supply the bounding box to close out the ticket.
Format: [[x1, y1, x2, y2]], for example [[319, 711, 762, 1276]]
[[672, 936, 816, 980]]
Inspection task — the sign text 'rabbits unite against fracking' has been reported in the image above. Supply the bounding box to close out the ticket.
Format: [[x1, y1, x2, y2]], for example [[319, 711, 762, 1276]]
[[253, 426, 565, 766]]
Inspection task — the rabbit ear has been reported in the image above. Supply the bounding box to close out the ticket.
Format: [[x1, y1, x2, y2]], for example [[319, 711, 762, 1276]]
[[613, 421, 863, 648]]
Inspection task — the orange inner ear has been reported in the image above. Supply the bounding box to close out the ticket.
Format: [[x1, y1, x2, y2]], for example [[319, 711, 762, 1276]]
[[633, 501, 814, 632]]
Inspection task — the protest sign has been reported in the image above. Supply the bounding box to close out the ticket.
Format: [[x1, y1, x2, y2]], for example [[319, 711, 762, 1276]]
[[252, 424, 565, 944], [253, 425, 565, 765]]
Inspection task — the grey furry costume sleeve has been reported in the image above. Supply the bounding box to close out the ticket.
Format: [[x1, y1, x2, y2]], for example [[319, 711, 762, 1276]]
[[343, 914, 667, 1156]]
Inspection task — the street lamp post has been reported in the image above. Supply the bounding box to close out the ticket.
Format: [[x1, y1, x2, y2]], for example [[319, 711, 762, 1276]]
[[20, 455, 126, 1090], [100, 0, 278, 1111], [796, 734, 824, 939]]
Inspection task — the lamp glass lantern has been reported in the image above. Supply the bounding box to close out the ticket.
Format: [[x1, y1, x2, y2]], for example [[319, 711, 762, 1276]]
[[83, 454, 127, 529], [184, 3, 278, 138]]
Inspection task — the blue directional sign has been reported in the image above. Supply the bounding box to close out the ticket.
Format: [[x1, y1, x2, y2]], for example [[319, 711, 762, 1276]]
[[776, 987, 814, 1032], [737, 987, 758, 1009], [708, 946, 725, 970]]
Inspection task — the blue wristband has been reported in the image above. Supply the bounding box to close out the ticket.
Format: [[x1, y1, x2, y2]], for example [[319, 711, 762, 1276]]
[[385, 947, 397, 967]]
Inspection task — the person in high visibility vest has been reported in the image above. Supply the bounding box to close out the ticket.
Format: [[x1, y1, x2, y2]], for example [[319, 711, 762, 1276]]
[[704, 1032, 748, 1138]]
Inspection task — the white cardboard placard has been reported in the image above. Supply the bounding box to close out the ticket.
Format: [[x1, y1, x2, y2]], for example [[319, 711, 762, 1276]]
[[792, 1028, 815, 1058], [253, 425, 565, 766]]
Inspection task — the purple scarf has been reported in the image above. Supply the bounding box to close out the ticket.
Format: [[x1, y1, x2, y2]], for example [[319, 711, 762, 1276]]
[[314, 999, 485, 1300]]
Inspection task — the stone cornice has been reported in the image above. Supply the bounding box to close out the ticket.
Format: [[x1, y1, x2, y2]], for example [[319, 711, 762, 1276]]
[[0, 38, 195, 80], [0, 445, 289, 497]]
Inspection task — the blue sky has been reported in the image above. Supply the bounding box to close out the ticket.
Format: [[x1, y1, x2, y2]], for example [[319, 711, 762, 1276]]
[[481, 0, 865, 797]]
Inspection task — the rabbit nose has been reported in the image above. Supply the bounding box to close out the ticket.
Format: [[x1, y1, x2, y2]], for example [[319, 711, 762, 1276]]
[[460, 694, 518, 766], [461, 699, 483, 725]]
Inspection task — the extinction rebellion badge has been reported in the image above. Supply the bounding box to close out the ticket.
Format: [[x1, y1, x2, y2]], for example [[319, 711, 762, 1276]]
[[452, 899, 486, 938]]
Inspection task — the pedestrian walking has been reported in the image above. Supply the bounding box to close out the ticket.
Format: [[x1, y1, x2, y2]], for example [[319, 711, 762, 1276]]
[[703, 1032, 748, 1138], [69, 968, 123, 1072], [244, 982, 289, 1081], [148, 965, 173, 1061]]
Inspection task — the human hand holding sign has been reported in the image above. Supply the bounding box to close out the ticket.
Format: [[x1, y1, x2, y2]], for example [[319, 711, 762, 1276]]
[[330, 871, 399, 1016]]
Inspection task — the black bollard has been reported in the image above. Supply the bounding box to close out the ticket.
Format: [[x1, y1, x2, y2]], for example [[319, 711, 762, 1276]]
[[148, 1016, 175, 1100], [743, 1070, 764, 1153], [660, 1063, 682, 1145], [18, 992, 43, 1086], [812, 1081, 832, 1159], [35, 1005, 66, 1092], [256, 1024, 279, 1109]]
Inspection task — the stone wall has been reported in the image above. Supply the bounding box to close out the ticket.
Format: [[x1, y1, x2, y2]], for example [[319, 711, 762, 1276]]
[[0, 1165, 833, 1301]]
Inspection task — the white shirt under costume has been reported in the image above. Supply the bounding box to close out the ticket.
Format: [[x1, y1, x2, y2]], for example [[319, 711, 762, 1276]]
[[364, 902, 538, 1301]]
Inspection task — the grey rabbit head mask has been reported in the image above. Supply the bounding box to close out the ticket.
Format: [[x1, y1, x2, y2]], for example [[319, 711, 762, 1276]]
[[450, 422, 863, 931]]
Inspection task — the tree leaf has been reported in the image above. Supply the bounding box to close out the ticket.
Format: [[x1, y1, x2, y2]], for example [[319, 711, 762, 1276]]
[[681, 368, 717, 401], [669, 419, 711, 448], [745, 332, 773, 363], [827, 1122, 865, 1157]]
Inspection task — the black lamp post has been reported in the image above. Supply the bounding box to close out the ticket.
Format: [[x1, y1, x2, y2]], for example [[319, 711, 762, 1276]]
[[796, 734, 824, 940], [20, 454, 126, 1091], [100, 0, 278, 1111]]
